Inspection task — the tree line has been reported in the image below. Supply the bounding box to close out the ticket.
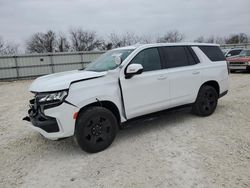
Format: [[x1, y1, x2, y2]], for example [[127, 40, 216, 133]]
[[0, 36, 19, 55], [0, 29, 249, 55]]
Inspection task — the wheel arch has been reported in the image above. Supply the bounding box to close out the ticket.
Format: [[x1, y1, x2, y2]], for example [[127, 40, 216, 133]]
[[200, 80, 220, 96], [77, 100, 121, 126]]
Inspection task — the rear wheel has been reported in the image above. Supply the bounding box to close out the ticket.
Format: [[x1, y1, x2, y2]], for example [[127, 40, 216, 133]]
[[75, 106, 118, 153], [192, 85, 218, 116]]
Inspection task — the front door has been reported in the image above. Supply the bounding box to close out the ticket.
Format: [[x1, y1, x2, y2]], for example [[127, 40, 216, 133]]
[[120, 48, 170, 119]]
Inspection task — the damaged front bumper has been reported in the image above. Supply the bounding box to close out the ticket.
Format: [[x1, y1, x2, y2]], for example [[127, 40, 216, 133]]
[[23, 96, 79, 140], [23, 99, 59, 133]]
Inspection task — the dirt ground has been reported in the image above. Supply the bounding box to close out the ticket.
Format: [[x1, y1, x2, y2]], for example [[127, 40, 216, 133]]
[[0, 73, 249, 188]]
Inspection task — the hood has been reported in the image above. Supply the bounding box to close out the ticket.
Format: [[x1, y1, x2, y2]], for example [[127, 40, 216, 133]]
[[227, 56, 250, 62], [29, 70, 106, 92]]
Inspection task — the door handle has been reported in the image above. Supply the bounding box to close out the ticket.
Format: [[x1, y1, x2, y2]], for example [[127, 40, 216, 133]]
[[192, 71, 200, 75], [157, 75, 168, 80]]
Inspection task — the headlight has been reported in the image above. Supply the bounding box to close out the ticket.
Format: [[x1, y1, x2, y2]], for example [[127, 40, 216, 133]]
[[38, 90, 68, 103]]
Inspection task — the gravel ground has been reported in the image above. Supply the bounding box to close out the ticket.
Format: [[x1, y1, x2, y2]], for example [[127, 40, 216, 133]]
[[0, 73, 250, 188]]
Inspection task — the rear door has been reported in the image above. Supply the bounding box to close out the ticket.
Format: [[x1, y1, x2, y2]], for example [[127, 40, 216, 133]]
[[159, 46, 202, 107]]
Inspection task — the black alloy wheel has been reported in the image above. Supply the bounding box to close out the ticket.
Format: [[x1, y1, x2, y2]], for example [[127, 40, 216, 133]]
[[192, 85, 218, 116], [75, 106, 118, 153]]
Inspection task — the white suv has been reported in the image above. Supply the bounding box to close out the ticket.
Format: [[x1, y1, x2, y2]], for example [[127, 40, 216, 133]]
[[23, 43, 229, 153]]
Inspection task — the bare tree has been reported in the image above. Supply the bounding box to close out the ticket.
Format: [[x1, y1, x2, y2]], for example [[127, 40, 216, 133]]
[[0, 36, 19, 55], [194, 36, 205, 43], [139, 34, 153, 44], [214, 36, 225, 44], [206, 36, 215, 43], [26, 30, 57, 53], [157, 30, 185, 43], [0, 37, 3, 50], [121, 32, 142, 46], [0, 37, 5, 54], [225, 33, 248, 44], [238, 33, 248, 43], [70, 28, 101, 51], [99, 41, 113, 50], [108, 33, 123, 48], [106, 32, 151, 49], [194, 36, 225, 44], [56, 32, 70, 52], [108, 32, 137, 48]]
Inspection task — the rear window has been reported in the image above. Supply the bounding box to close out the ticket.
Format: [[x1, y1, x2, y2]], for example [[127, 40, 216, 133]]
[[199, 46, 225, 62]]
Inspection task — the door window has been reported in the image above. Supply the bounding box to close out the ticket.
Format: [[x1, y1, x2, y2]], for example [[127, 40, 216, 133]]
[[130, 48, 161, 72], [161, 46, 190, 68]]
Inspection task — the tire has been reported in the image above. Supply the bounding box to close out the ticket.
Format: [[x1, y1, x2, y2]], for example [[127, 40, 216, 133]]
[[192, 85, 218, 117], [75, 106, 118, 153], [230, 69, 236, 73]]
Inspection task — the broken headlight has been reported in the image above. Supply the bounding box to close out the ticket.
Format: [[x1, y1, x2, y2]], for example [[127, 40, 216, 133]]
[[38, 90, 68, 104]]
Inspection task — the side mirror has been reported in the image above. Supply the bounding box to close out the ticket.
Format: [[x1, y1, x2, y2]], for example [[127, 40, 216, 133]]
[[226, 54, 231, 57], [125, 64, 143, 79]]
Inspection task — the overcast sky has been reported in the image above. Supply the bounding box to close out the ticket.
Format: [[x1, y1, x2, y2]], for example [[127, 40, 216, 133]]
[[0, 0, 250, 47]]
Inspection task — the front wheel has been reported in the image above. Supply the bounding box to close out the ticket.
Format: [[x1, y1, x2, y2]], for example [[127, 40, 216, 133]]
[[75, 106, 118, 153], [192, 85, 218, 116]]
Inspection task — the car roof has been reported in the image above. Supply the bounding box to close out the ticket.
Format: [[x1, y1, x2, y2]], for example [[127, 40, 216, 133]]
[[227, 48, 243, 51], [115, 42, 220, 50]]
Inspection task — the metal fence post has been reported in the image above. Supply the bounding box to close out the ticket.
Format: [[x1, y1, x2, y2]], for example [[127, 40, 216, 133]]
[[14, 56, 19, 79], [50, 54, 55, 73], [80, 52, 85, 69]]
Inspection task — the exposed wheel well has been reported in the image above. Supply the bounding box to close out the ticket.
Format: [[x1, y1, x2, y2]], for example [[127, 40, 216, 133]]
[[78, 100, 121, 125], [201, 80, 220, 95]]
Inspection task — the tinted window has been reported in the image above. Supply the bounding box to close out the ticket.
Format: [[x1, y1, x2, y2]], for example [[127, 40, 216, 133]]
[[229, 50, 242, 56], [185, 47, 200, 65], [239, 50, 250, 57], [161, 46, 189, 68], [199, 46, 226, 62], [130, 48, 161, 72]]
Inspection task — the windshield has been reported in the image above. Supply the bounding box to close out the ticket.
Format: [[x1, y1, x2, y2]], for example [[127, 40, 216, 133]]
[[239, 50, 250, 57], [85, 49, 134, 72], [221, 49, 228, 55]]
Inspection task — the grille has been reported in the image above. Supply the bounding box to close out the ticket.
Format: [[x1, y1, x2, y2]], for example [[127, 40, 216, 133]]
[[230, 62, 246, 65]]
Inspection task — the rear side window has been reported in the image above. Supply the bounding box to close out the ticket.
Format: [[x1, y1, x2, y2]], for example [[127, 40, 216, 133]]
[[160, 46, 198, 68], [130, 48, 161, 72], [199, 46, 225, 62]]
